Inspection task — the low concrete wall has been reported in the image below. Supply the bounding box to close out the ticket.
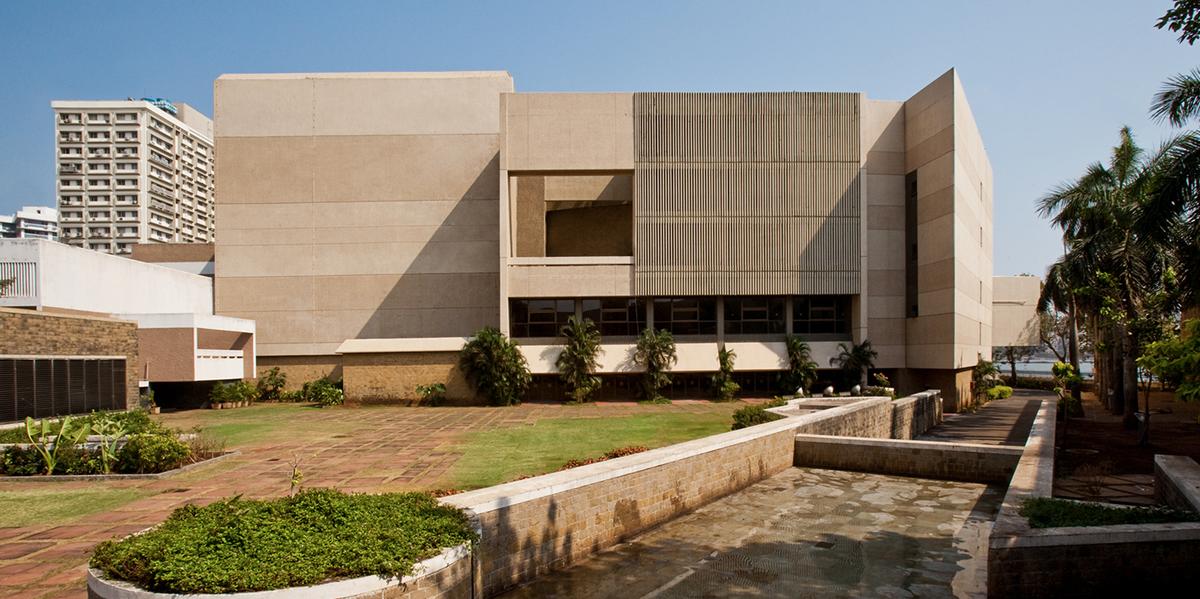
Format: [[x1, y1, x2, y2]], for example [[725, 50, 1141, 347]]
[[443, 396, 890, 596], [987, 401, 1200, 597], [87, 542, 475, 599], [793, 435, 1021, 483], [1155, 454, 1200, 512], [889, 390, 942, 439]]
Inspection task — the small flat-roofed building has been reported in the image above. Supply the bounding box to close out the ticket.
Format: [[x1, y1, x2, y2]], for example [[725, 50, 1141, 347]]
[[0, 239, 254, 418]]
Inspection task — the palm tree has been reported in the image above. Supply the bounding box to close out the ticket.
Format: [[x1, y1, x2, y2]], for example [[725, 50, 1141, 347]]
[[780, 336, 818, 394], [1038, 258, 1084, 405], [1152, 68, 1200, 126], [556, 315, 602, 402], [830, 340, 877, 388], [1037, 127, 1177, 424]]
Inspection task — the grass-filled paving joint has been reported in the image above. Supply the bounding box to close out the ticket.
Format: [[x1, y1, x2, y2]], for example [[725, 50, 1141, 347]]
[[89, 489, 478, 594], [1020, 497, 1200, 528]]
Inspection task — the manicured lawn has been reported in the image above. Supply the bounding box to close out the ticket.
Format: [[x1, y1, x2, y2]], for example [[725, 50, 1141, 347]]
[[0, 487, 149, 527], [154, 403, 352, 448], [447, 411, 734, 489]]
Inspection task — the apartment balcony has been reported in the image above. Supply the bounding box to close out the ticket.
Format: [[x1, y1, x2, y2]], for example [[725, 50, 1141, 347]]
[[114, 135, 139, 143], [58, 182, 83, 190], [58, 136, 82, 145], [88, 214, 112, 223], [59, 165, 81, 175], [115, 181, 138, 190], [118, 230, 139, 239], [115, 215, 139, 222], [149, 183, 174, 199], [88, 230, 112, 239], [149, 153, 173, 167], [59, 214, 83, 223], [149, 199, 174, 214], [58, 117, 82, 126], [86, 136, 111, 144]]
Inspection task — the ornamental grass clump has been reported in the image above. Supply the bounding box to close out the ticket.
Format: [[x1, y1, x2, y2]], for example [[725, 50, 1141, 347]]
[[90, 489, 478, 594]]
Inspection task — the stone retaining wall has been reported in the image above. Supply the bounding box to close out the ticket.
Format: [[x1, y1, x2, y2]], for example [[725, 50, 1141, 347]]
[[443, 396, 895, 596], [793, 435, 1021, 483], [987, 401, 1200, 598], [889, 390, 942, 439], [1154, 454, 1200, 512]]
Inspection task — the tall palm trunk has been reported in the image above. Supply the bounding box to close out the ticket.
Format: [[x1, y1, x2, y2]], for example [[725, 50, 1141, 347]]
[[1068, 297, 1081, 404], [1122, 329, 1139, 429], [1109, 323, 1125, 415]]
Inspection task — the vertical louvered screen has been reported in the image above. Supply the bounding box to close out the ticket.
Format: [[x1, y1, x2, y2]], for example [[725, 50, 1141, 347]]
[[1, 358, 129, 422], [111, 360, 127, 410], [0, 360, 14, 423], [97, 359, 114, 411], [84, 360, 100, 412], [14, 361, 34, 421], [68, 360, 86, 414], [33, 359, 53, 418], [632, 92, 862, 296], [52, 359, 69, 416]]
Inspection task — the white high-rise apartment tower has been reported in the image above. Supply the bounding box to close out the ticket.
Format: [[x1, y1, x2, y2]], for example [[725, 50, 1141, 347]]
[[52, 99, 214, 254]]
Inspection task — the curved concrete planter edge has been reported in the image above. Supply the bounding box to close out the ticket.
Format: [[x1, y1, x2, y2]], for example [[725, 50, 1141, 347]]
[[86, 542, 471, 599]]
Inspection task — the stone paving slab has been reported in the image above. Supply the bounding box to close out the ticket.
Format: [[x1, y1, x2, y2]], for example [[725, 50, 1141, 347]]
[[0, 400, 741, 599], [918, 391, 1048, 446], [500, 467, 1004, 599]]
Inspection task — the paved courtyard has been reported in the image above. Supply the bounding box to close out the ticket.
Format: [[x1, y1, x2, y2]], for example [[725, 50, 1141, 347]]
[[502, 467, 1003, 599], [0, 400, 742, 599]]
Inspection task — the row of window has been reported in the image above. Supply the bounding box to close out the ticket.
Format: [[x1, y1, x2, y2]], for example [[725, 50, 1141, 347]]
[[509, 296, 851, 339]]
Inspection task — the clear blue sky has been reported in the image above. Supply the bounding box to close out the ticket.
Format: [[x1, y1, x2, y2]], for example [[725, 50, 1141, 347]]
[[0, 0, 1194, 277]]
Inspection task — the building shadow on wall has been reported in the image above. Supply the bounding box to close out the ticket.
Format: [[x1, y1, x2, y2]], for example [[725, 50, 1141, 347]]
[[795, 169, 863, 292], [355, 153, 501, 341]]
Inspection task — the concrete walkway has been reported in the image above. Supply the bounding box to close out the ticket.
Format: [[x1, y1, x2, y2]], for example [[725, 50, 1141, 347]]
[[918, 390, 1049, 446]]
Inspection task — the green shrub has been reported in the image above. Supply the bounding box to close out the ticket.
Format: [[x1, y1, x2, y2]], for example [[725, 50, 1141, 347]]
[[210, 380, 257, 405], [1005, 375, 1058, 391], [57, 446, 105, 475], [302, 379, 344, 408], [711, 348, 740, 401], [864, 385, 897, 398], [256, 367, 287, 401], [459, 328, 531, 406], [986, 385, 1014, 401], [0, 446, 42, 476], [415, 383, 447, 406], [279, 389, 304, 402], [763, 396, 789, 408], [117, 434, 191, 474], [0, 410, 164, 444], [635, 327, 677, 403], [556, 316, 602, 403], [1020, 497, 1200, 528], [89, 489, 478, 594], [731, 405, 785, 430]]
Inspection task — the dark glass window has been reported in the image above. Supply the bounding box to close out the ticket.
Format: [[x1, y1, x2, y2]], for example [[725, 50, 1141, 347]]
[[792, 296, 851, 339], [510, 299, 575, 338], [581, 298, 646, 337], [724, 296, 786, 335], [652, 297, 718, 336]]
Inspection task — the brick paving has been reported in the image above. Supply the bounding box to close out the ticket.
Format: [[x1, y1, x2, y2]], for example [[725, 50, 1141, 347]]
[[0, 400, 742, 599]]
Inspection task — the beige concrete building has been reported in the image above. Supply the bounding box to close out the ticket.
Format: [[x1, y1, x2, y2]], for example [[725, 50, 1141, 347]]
[[53, 99, 215, 255], [214, 69, 1032, 410]]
